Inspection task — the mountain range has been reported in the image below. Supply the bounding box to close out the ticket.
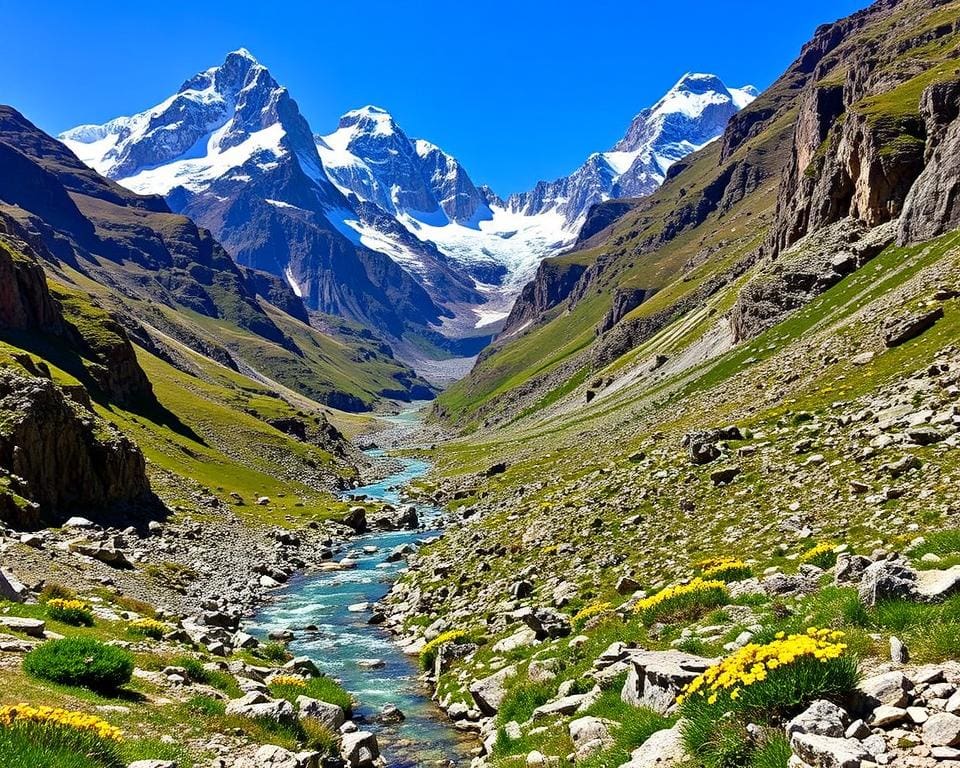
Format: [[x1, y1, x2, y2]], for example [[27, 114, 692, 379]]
[[60, 51, 754, 371]]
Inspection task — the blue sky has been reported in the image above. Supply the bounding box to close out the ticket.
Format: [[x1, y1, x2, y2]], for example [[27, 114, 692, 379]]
[[1, 0, 865, 194]]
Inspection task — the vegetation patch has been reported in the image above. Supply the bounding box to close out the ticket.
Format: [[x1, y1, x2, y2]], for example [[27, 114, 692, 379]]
[[24, 639, 134, 694], [45, 600, 95, 627], [635, 579, 728, 625], [0, 704, 123, 768]]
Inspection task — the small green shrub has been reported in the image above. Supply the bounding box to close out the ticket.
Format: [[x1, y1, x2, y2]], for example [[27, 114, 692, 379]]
[[749, 732, 792, 768], [24, 638, 133, 693], [186, 695, 225, 717], [256, 642, 291, 663], [173, 657, 239, 695], [300, 719, 339, 755]]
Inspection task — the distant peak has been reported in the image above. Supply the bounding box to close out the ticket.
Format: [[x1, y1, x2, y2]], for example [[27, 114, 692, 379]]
[[739, 85, 760, 97], [670, 72, 727, 94], [339, 105, 397, 136], [226, 47, 259, 64]]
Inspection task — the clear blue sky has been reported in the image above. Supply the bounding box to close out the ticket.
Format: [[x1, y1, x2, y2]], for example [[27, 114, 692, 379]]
[[1, 0, 865, 195]]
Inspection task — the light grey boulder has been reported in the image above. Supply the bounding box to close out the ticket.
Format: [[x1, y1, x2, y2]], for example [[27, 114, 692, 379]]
[[0, 567, 28, 602], [569, 716, 614, 759], [789, 732, 872, 768], [618, 722, 687, 767], [225, 691, 294, 722], [922, 712, 960, 747], [621, 650, 715, 714], [470, 664, 518, 715], [857, 670, 913, 709], [787, 700, 848, 737], [341, 730, 379, 767], [297, 695, 346, 731]]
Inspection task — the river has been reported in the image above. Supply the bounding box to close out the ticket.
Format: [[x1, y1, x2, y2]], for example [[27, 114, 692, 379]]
[[249, 419, 472, 767]]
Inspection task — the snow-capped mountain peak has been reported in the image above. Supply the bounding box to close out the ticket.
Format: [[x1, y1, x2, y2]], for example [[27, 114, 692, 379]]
[[508, 72, 757, 229], [317, 107, 487, 225]]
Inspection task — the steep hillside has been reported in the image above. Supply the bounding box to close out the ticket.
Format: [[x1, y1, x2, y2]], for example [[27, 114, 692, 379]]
[[438, 0, 960, 431]]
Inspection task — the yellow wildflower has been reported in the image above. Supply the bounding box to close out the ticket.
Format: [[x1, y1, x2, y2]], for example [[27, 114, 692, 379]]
[[0, 704, 122, 741]]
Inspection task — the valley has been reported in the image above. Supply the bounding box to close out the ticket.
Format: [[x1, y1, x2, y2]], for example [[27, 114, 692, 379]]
[[3, 0, 960, 767]]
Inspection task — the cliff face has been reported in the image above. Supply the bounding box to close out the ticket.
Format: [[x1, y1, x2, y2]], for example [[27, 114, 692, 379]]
[[498, 260, 588, 338], [771, 4, 960, 254], [898, 78, 960, 244], [0, 369, 149, 527]]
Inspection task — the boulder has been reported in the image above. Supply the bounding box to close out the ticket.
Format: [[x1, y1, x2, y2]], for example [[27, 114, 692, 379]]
[[789, 733, 872, 768], [519, 607, 571, 639], [709, 465, 741, 485], [788, 700, 848, 738], [225, 691, 294, 722], [916, 566, 960, 601], [531, 694, 587, 721], [341, 730, 379, 767], [857, 561, 918, 606], [341, 507, 367, 533], [0, 616, 45, 638], [297, 695, 346, 731], [0, 567, 28, 602], [883, 307, 944, 347], [857, 671, 913, 709], [619, 722, 687, 767], [251, 745, 318, 768], [470, 665, 518, 715], [922, 712, 960, 747], [621, 650, 715, 714], [569, 716, 614, 759]]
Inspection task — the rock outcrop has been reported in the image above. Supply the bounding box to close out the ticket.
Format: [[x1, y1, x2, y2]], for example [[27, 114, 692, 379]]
[[0, 370, 150, 525]]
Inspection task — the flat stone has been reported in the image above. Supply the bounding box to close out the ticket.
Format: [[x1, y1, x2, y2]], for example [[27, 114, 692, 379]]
[[531, 694, 586, 721], [0, 616, 45, 638], [870, 705, 908, 727], [916, 566, 960, 601], [790, 733, 872, 768]]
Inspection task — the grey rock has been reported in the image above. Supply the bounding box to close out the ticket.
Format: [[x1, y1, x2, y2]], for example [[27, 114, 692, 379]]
[[922, 712, 960, 747], [789, 732, 872, 768], [341, 730, 379, 767], [0, 567, 28, 602], [621, 650, 715, 715], [470, 665, 518, 715], [0, 616, 45, 638], [858, 671, 913, 709], [225, 691, 294, 721], [858, 561, 918, 606], [619, 722, 687, 767], [788, 700, 848, 737], [298, 695, 346, 731]]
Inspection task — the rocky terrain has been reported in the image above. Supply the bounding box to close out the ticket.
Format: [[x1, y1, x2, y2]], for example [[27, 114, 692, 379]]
[[5, 0, 960, 767]]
